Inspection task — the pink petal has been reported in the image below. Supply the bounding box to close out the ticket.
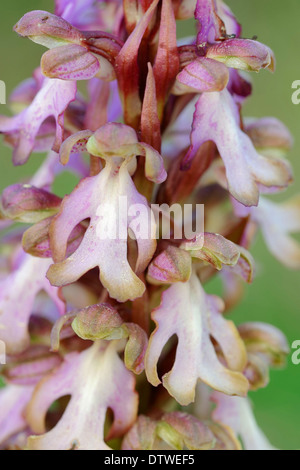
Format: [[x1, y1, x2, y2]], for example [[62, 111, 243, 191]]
[[4, 345, 62, 386], [212, 392, 276, 450], [195, 0, 226, 47], [184, 90, 292, 206], [176, 57, 229, 94], [0, 384, 34, 447], [207, 39, 275, 72], [147, 246, 192, 285], [1, 184, 61, 223], [251, 196, 300, 269], [217, 0, 241, 38], [153, 0, 180, 117], [26, 342, 138, 450], [42, 44, 100, 80], [55, 0, 122, 32], [48, 166, 156, 302], [0, 79, 76, 165], [145, 270, 248, 406], [115, 0, 160, 127]]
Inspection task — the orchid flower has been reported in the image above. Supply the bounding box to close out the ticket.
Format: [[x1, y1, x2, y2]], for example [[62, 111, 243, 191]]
[[175, 0, 273, 95], [0, 251, 65, 354], [212, 393, 276, 450], [0, 0, 297, 452], [47, 123, 166, 302], [0, 77, 76, 165], [183, 89, 292, 206], [26, 341, 138, 450], [122, 412, 216, 450]]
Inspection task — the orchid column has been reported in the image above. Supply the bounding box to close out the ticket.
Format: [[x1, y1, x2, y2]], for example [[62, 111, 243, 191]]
[[0, 0, 297, 451]]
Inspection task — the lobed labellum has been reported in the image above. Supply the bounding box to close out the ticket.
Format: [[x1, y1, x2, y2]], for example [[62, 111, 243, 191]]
[[145, 270, 249, 406], [212, 392, 276, 450], [184, 89, 293, 206], [71, 303, 148, 374]]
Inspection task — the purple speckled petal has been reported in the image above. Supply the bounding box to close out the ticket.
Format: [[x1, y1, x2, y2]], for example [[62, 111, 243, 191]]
[[14, 10, 83, 47], [147, 246, 192, 285]]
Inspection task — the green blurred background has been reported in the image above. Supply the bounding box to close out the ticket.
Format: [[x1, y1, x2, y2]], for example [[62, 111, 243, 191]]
[[0, 0, 299, 450]]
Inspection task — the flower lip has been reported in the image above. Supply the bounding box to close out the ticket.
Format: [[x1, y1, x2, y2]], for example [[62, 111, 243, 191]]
[[13, 10, 81, 43]]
